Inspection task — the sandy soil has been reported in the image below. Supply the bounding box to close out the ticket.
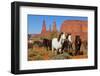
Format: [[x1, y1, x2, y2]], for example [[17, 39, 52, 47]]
[[28, 46, 88, 61]]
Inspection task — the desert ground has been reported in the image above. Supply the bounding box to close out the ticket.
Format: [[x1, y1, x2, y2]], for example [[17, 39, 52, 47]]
[[28, 43, 88, 61]]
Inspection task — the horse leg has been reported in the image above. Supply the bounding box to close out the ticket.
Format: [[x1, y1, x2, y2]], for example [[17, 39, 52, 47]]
[[59, 49, 62, 54], [52, 47, 53, 53], [71, 43, 73, 50], [69, 45, 70, 52], [46, 46, 48, 51], [49, 46, 51, 50], [61, 46, 64, 54], [52, 47, 56, 55], [69, 43, 73, 54], [69, 43, 72, 51], [47, 46, 49, 51], [68, 44, 69, 53], [53, 48, 57, 55], [75, 45, 80, 55], [55, 50, 57, 55]]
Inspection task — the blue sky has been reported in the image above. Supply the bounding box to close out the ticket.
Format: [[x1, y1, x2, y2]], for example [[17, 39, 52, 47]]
[[28, 15, 87, 34]]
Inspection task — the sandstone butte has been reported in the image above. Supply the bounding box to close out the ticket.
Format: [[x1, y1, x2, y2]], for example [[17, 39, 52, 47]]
[[60, 20, 87, 33]]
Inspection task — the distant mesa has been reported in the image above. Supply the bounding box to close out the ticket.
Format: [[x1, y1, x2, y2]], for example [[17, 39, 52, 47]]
[[60, 20, 87, 33]]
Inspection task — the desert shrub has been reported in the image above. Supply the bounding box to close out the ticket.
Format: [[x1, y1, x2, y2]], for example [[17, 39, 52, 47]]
[[28, 50, 38, 57], [52, 55, 65, 59], [63, 52, 70, 56], [50, 32, 58, 39], [34, 54, 44, 60], [28, 48, 48, 60], [33, 50, 45, 56], [51, 52, 71, 60]]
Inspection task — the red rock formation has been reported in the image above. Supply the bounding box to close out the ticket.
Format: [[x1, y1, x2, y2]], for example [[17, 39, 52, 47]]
[[41, 20, 46, 34], [41, 20, 52, 37], [60, 20, 87, 33], [52, 21, 57, 32], [48, 25, 51, 32]]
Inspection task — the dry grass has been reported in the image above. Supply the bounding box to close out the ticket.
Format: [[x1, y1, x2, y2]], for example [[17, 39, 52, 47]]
[[28, 45, 88, 61]]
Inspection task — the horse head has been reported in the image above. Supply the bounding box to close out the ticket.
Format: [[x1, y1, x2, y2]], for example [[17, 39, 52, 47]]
[[58, 32, 66, 42]]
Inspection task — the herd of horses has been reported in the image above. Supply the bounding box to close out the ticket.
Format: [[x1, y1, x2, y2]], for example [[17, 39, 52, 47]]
[[28, 32, 87, 56]]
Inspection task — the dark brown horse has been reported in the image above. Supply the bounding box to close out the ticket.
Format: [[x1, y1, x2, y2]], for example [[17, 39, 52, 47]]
[[75, 35, 82, 55], [61, 39, 69, 53], [43, 39, 52, 51]]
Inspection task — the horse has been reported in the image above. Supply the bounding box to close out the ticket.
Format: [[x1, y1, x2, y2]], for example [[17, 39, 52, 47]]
[[74, 35, 82, 55], [61, 33, 74, 56], [67, 33, 73, 51], [28, 43, 33, 49], [28, 39, 33, 49], [52, 32, 66, 55], [61, 38, 69, 52], [43, 38, 52, 51]]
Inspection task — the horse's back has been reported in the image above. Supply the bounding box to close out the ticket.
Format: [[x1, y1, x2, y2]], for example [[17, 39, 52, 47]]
[[52, 38, 62, 49], [52, 38, 58, 44]]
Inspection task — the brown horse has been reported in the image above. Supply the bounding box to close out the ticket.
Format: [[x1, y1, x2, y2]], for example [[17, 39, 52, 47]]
[[43, 38, 52, 51], [75, 35, 82, 55]]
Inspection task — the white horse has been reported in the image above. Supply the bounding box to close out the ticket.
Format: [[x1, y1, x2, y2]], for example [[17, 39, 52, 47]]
[[52, 32, 66, 55]]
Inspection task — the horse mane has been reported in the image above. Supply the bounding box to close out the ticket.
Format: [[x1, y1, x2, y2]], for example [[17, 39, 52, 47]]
[[66, 34, 69, 39], [66, 33, 70, 39], [58, 32, 63, 42]]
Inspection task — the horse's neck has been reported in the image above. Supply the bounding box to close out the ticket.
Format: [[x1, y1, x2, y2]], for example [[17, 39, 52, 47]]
[[68, 35, 72, 41], [58, 38, 64, 44]]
